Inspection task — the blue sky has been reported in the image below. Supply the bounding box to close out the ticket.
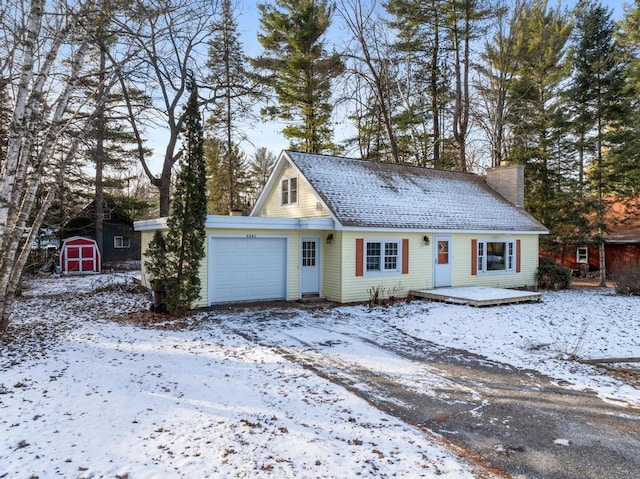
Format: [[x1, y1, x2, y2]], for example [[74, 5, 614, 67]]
[[146, 0, 630, 171], [232, 0, 629, 160]]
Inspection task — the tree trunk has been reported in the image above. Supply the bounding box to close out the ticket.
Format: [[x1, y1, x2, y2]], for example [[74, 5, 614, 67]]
[[94, 45, 107, 267], [430, 3, 441, 168]]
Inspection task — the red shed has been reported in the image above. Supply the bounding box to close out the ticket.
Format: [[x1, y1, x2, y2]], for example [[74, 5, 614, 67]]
[[59, 236, 101, 274]]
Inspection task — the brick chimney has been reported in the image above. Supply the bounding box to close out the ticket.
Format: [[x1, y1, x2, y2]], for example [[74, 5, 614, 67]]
[[486, 162, 524, 208]]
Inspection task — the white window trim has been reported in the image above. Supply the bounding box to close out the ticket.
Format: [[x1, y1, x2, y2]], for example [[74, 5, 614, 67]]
[[365, 239, 402, 275], [281, 176, 298, 206], [476, 239, 515, 275], [114, 236, 130, 249], [576, 246, 588, 264]]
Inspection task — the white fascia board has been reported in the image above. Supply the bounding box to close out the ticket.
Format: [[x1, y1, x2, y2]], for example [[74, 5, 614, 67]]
[[206, 215, 335, 231], [296, 218, 336, 230], [339, 226, 548, 235], [135, 215, 336, 232], [134, 218, 169, 231]]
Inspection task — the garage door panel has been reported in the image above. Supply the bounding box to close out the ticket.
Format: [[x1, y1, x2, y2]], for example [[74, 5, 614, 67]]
[[209, 237, 287, 303]]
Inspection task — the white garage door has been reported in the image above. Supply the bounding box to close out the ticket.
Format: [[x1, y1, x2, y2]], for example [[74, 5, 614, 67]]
[[208, 237, 287, 303]]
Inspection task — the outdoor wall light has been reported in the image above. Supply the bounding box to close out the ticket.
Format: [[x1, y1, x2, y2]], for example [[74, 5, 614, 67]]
[[423, 235, 430, 246], [326, 233, 334, 245]]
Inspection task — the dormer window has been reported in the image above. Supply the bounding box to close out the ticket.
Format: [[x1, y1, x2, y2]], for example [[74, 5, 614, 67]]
[[281, 176, 298, 205]]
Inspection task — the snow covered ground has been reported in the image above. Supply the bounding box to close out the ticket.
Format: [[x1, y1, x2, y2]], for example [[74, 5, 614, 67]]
[[1, 272, 638, 478]]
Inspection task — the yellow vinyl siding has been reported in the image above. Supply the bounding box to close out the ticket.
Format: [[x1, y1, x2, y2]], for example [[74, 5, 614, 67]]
[[450, 234, 538, 289], [140, 221, 541, 307], [338, 231, 433, 303], [260, 164, 331, 219], [322, 231, 343, 301]]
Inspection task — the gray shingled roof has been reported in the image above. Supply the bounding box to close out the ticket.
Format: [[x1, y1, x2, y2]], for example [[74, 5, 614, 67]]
[[285, 151, 548, 232]]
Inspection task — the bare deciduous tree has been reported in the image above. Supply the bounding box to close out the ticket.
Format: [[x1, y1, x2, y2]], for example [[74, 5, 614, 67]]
[[338, 0, 400, 163], [110, 0, 219, 216]]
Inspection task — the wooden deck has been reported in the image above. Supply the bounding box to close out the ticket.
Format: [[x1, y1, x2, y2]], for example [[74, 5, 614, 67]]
[[410, 287, 543, 307]]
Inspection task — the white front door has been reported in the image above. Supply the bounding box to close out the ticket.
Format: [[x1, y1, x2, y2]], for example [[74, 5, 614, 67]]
[[434, 236, 452, 287], [300, 237, 320, 296]]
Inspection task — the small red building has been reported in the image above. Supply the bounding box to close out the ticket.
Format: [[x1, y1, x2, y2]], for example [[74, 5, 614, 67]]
[[541, 199, 640, 277], [59, 236, 101, 274]]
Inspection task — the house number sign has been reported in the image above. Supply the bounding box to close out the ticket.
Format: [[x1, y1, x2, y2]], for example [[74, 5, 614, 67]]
[[246, 234, 256, 239]]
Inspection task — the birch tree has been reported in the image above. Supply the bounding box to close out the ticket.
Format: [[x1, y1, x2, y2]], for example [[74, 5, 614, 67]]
[[0, 0, 105, 332]]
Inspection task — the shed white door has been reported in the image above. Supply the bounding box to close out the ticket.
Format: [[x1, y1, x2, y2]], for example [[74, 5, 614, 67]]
[[434, 236, 452, 287], [209, 237, 287, 303]]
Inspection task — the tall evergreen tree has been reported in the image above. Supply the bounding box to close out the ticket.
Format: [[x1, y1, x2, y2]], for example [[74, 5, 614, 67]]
[[386, 0, 451, 167], [207, 0, 257, 211], [84, 13, 146, 261], [205, 137, 251, 214], [447, 0, 493, 172], [506, 0, 573, 246], [145, 78, 207, 313], [611, 0, 640, 195], [250, 147, 276, 192], [567, 0, 630, 286], [253, 0, 344, 153]]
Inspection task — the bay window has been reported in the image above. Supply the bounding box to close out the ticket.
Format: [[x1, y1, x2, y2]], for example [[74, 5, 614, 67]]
[[477, 239, 516, 273]]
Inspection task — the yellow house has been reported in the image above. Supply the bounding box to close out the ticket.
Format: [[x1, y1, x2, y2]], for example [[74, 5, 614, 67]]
[[135, 150, 548, 306]]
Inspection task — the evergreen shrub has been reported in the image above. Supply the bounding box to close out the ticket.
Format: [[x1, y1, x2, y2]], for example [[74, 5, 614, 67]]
[[537, 257, 572, 290]]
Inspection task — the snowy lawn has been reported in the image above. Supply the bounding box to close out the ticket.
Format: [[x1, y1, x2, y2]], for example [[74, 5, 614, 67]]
[[1, 272, 638, 478]]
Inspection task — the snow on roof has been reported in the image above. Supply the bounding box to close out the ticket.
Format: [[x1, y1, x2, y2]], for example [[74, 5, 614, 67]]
[[285, 151, 548, 232]]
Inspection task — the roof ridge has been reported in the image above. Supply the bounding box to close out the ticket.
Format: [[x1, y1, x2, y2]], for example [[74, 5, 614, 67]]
[[285, 150, 482, 178]]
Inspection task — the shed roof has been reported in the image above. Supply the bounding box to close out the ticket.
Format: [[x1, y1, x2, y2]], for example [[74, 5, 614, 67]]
[[284, 151, 548, 233]]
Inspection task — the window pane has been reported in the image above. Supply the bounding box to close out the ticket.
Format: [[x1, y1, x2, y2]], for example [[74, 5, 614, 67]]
[[384, 242, 398, 270], [508, 242, 513, 269], [366, 242, 381, 271], [437, 240, 449, 265], [577, 247, 588, 263], [487, 242, 506, 270], [477, 242, 484, 271], [281, 179, 289, 204], [290, 177, 297, 203], [302, 241, 315, 267]]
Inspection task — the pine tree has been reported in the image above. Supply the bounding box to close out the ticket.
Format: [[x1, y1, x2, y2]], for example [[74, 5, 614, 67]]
[[386, 0, 451, 167], [253, 0, 344, 153], [506, 0, 574, 247], [205, 137, 251, 214], [207, 0, 257, 211], [610, 0, 640, 195], [248, 146, 276, 204], [145, 78, 207, 313], [568, 0, 630, 286]]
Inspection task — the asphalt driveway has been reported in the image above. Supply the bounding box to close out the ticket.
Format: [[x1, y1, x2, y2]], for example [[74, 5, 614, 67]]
[[220, 307, 640, 479]]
